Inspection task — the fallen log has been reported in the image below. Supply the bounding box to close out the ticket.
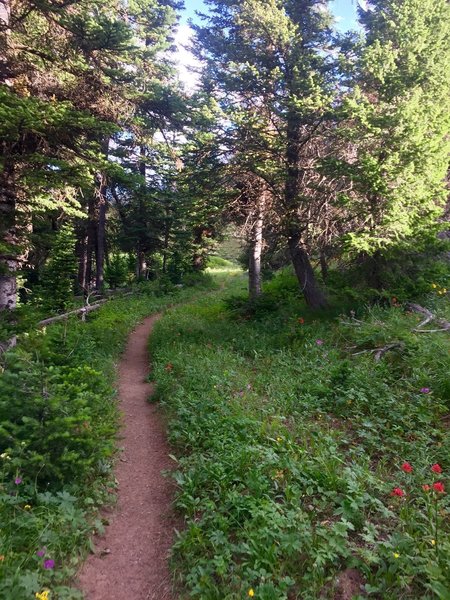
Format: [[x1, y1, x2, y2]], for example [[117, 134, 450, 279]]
[[352, 341, 404, 361], [406, 303, 450, 333], [1, 291, 136, 357], [37, 299, 108, 327]]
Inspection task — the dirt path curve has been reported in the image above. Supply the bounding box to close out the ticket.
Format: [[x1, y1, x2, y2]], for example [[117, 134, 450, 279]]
[[77, 314, 176, 600]]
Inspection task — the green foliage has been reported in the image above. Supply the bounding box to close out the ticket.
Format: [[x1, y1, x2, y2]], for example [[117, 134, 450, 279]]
[[37, 224, 78, 312], [104, 254, 130, 289], [207, 256, 238, 269], [0, 282, 214, 599], [325, 242, 450, 305], [334, 0, 450, 254], [151, 272, 450, 599]]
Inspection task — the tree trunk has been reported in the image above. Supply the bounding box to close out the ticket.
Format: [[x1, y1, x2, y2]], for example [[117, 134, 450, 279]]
[[192, 227, 206, 271], [0, 161, 17, 311], [75, 225, 88, 292], [95, 140, 109, 291], [288, 231, 327, 310], [248, 191, 265, 300], [0, 1, 11, 85], [284, 111, 327, 309], [320, 250, 328, 283], [0, 4, 17, 310], [85, 195, 96, 292], [366, 250, 384, 290], [95, 185, 107, 291], [136, 250, 147, 279]]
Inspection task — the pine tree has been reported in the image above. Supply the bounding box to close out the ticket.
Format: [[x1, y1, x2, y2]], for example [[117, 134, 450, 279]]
[[193, 0, 335, 308], [335, 0, 450, 280], [39, 223, 78, 312]]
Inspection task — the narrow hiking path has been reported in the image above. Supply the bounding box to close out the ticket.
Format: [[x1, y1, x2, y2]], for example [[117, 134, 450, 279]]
[[77, 314, 176, 600]]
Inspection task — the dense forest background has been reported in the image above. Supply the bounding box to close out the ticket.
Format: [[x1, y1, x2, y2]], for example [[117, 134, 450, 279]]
[[1, 2, 450, 599], [1, 0, 449, 321]]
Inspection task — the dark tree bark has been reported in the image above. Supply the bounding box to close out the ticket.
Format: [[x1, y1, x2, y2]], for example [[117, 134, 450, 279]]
[[192, 227, 208, 271], [366, 250, 384, 290], [284, 111, 327, 309], [288, 231, 327, 309], [248, 191, 266, 300], [320, 250, 328, 283]]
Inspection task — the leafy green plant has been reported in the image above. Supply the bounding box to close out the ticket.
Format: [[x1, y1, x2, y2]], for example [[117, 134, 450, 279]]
[[0, 282, 218, 599], [151, 273, 450, 599]]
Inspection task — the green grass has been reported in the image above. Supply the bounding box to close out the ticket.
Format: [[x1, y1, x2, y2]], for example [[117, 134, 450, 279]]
[[151, 272, 450, 599], [0, 275, 217, 600]]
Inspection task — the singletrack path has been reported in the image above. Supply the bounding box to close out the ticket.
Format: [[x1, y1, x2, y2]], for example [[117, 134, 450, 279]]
[[78, 314, 176, 600]]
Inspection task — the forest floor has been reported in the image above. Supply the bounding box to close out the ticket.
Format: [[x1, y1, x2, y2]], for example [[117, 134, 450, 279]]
[[148, 269, 450, 599], [67, 267, 449, 600], [77, 314, 177, 600]]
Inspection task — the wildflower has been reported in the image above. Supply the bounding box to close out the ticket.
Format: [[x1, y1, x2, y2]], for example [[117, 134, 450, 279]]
[[420, 387, 431, 394], [431, 283, 437, 289], [276, 437, 282, 443], [401, 462, 413, 473], [36, 548, 46, 558], [43, 559, 55, 570], [24, 504, 31, 510], [297, 317, 305, 324], [248, 590, 255, 598], [393, 552, 400, 559], [433, 482, 445, 493], [0, 555, 4, 561], [443, 289, 448, 294], [165, 363, 173, 372], [430, 539, 436, 546], [1, 452, 10, 459], [14, 477, 22, 485], [316, 339, 324, 346], [36, 590, 50, 600], [391, 487, 405, 497], [431, 463, 442, 474], [422, 484, 431, 492]]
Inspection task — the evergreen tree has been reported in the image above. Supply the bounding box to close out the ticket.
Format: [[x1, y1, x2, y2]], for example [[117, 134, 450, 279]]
[[333, 0, 450, 283], [193, 0, 335, 308], [39, 223, 78, 312]]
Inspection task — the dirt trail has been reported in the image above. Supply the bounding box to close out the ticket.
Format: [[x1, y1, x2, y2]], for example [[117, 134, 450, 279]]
[[78, 314, 176, 600]]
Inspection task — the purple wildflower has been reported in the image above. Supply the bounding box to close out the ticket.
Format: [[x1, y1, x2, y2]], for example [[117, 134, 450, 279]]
[[14, 477, 22, 485], [43, 559, 55, 570], [316, 339, 324, 346], [420, 387, 431, 394], [36, 547, 46, 558]]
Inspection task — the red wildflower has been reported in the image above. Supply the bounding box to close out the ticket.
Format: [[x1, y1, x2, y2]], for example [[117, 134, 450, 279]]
[[431, 464, 442, 474], [391, 487, 405, 497], [422, 484, 431, 492], [297, 317, 305, 324], [433, 482, 445, 493], [401, 462, 413, 473]]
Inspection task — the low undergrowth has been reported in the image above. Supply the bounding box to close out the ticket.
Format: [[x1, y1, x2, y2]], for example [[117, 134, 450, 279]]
[[151, 273, 450, 599], [0, 274, 216, 600]]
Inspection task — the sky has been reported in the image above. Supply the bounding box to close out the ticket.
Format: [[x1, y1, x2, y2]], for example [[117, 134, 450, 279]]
[[181, 0, 360, 31], [175, 0, 362, 91]]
